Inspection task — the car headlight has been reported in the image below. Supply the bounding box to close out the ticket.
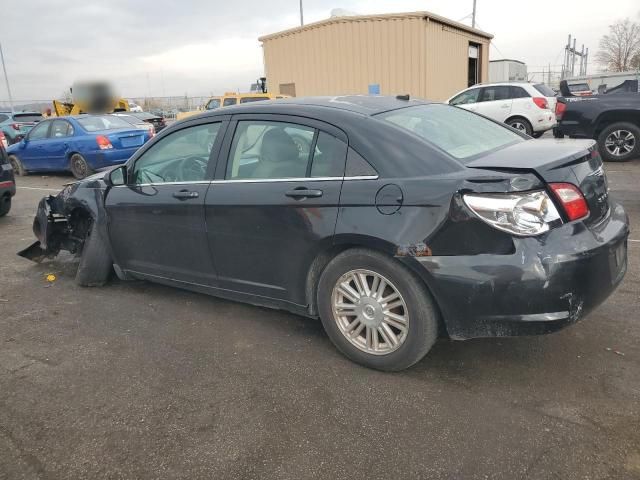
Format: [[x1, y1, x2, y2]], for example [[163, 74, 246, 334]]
[[463, 190, 562, 236]]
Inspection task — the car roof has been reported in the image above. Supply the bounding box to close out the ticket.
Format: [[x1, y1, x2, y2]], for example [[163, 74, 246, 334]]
[[204, 95, 432, 117]]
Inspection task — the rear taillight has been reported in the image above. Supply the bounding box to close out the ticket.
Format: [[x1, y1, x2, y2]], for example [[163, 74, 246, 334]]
[[532, 97, 548, 110], [549, 183, 589, 221], [11, 123, 20, 130], [555, 102, 566, 120], [96, 135, 113, 150], [463, 190, 562, 236]]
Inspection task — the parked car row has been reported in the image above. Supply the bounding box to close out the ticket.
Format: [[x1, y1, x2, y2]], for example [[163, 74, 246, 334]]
[[0, 111, 44, 144]]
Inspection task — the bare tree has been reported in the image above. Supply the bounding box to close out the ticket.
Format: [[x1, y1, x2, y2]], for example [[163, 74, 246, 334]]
[[595, 18, 640, 71]]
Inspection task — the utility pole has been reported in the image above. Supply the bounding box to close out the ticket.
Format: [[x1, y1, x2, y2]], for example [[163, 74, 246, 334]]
[[0, 41, 14, 114], [299, 0, 304, 26], [471, 0, 477, 28]]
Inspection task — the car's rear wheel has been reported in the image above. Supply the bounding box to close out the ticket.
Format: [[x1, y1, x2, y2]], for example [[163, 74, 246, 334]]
[[0, 194, 11, 217], [506, 117, 533, 136], [598, 122, 640, 162], [75, 221, 112, 286], [8, 155, 27, 176], [69, 153, 94, 179], [531, 131, 544, 139], [317, 248, 439, 371]]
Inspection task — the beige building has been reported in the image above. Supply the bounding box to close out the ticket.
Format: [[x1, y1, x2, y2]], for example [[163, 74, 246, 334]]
[[259, 11, 492, 102]]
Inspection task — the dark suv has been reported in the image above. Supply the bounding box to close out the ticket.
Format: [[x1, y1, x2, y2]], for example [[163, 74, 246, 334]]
[[0, 141, 16, 216]]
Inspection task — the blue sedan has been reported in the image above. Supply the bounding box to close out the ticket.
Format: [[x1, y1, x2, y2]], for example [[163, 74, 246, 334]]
[[6, 115, 151, 179]]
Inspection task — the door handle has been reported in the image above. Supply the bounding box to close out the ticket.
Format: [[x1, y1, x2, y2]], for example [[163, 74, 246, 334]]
[[285, 188, 323, 199], [172, 190, 199, 200]]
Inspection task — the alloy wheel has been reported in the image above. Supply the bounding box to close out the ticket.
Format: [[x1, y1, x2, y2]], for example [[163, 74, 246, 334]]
[[331, 269, 409, 355], [511, 121, 527, 132], [605, 130, 635, 157]]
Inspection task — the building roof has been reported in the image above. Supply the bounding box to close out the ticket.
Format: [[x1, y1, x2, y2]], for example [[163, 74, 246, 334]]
[[489, 59, 526, 65], [258, 11, 493, 42]]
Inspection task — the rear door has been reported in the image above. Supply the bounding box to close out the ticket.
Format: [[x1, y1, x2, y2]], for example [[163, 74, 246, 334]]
[[204, 114, 348, 305], [476, 85, 513, 122], [43, 119, 74, 169], [105, 119, 227, 285]]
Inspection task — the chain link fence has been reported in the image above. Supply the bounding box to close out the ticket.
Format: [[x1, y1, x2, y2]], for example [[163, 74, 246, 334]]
[[0, 96, 213, 118]]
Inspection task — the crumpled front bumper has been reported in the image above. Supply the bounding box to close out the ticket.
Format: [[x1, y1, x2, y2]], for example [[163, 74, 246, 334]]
[[17, 196, 69, 262]]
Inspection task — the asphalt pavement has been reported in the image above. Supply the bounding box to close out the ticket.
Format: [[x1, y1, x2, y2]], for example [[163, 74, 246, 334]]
[[0, 157, 639, 479]]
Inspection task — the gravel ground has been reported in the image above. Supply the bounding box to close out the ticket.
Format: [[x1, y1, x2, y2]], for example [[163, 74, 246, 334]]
[[0, 156, 639, 480]]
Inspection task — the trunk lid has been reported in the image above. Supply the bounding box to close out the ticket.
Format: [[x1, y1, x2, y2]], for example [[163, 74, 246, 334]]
[[99, 129, 146, 150], [467, 139, 609, 225]]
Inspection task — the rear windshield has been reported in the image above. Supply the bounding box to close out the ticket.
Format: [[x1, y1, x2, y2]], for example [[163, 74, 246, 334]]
[[131, 112, 155, 120], [13, 113, 43, 123], [569, 83, 590, 92], [377, 104, 524, 162], [533, 84, 556, 97], [77, 115, 134, 132], [239, 97, 269, 104]]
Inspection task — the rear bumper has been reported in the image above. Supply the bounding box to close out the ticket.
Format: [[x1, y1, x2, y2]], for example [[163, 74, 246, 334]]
[[417, 202, 629, 339], [531, 111, 557, 132], [85, 147, 139, 169], [556, 120, 592, 138]]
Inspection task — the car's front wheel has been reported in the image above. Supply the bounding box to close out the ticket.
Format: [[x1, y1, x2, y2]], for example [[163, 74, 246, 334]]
[[75, 221, 113, 286], [598, 122, 640, 162], [69, 153, 94, 179], [317, 248, 439, 371]]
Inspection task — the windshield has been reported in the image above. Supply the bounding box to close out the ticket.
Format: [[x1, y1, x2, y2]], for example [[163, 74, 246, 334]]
[[377, 104, 524, 162], [13, 113, 43, 123], [533, 84, 556, 97], [239, 96, 269, 104], [206, 99, 221, 110], [77, 115, 134, 132]]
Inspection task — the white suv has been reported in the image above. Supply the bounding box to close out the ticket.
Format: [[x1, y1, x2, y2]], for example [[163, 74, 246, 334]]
[[447, 82, 557, 137]]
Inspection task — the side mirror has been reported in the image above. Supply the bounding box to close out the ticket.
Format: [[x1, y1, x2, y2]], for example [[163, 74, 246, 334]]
[[105, 165, 127, 186]]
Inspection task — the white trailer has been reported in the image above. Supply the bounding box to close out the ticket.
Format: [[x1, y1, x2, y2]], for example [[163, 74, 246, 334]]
[[567, 71, 640, 94], [489, 59, 527, 83]]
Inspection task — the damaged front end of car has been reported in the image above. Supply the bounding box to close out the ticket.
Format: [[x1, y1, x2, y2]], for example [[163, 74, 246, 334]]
[[18, 175, 107, 263]]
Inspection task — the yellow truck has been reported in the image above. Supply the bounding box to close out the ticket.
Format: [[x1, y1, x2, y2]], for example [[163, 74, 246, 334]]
[[176, 92, 288, 121], [52, 81, 129, 116]]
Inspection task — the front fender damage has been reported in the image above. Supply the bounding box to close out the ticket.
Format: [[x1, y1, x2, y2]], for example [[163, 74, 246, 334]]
[[18, 182, 104, 263]]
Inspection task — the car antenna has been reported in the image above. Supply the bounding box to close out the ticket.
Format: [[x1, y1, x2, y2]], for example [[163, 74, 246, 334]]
[[396, 94, 410, 100]]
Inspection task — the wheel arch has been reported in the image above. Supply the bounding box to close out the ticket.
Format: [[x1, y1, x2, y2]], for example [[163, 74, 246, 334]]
[[305, 235, 450, 336], [594, 111, 640, 137], [504, 115, 532, 126]]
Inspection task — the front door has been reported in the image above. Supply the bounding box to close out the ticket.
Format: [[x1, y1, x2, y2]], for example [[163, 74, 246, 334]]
[[205, 116, 348, 305], [18, 121, 51, 169], [105, 120, 226, 286]]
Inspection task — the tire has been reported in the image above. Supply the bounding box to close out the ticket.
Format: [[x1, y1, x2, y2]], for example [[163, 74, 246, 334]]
[[69, 153, 94, 179], [553, 128, 565, 139], [597, 122, 640, 162], [75, 221, 113, 287], [0, 194, 11, 217], [317, 248, 439, 371], [506, 117, 533, 136], [8, 155, 27, 176], [531, 131, 544, 139]]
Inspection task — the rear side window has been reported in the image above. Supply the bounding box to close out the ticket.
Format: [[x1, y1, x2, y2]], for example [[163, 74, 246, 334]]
[[378, 104, 524, 161], [310, 132, 347, 177], [13, 113, 43, 123], [480, 86, 511, 102], [510, 86, 530, 98], [345, 149, 377, 177], [51, 120, 74, 138], [223, 98, 237, 107], [533, 84, 556, 97]]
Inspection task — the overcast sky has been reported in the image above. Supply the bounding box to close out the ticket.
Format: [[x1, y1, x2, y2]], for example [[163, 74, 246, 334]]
[[1, 0, 639, 101]]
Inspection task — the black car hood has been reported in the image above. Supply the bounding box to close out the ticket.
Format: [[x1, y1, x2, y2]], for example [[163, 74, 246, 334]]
[[466, 139, 596, 171]]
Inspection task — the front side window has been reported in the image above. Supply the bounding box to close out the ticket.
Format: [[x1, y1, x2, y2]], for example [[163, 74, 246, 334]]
[[27, 121, 49, 140], [50, 120, 73, 138], [132, 123, 221, 184], [206, 99, 221, 110], [226, 120, 316, 180], [239, 97, 269, 104], [378, 104, 524, 161], [223, 97, 237, 107], [480, 86, 511, 102], [450, 88, 480, 106]]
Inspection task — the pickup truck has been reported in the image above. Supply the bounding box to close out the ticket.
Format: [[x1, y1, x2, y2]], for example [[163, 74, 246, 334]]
[[555, 80, 640, 162]]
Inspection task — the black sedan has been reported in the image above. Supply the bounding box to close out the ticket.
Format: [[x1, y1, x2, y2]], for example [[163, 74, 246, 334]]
[[18, 96, 629, 371], [130, 111, 167, 133]]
